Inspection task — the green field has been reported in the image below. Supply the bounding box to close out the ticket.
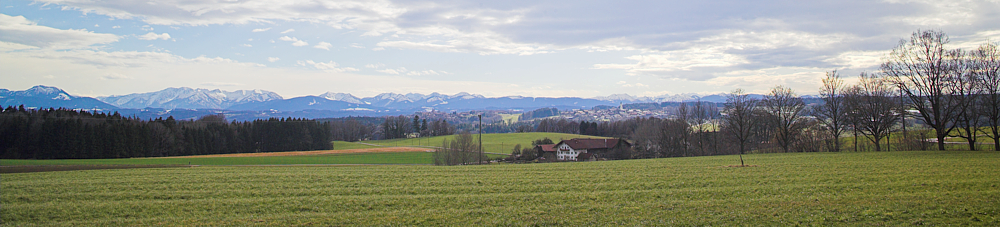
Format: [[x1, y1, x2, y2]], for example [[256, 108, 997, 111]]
[[499, 113, 520, 123], [1, 152, 434, 166], [331, 141, 381, 150], [3, 151, 999, 225], [368, 132, 606, 154]]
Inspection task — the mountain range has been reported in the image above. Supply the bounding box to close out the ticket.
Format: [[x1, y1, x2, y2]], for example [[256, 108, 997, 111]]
[[3, 85, 763, 119]]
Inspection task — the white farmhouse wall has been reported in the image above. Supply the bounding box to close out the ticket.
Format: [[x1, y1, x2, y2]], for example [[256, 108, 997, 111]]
[[556, 144, 587, 161]]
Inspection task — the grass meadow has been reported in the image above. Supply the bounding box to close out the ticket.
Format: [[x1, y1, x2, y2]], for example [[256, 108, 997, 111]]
[[1, 152, 434, 167], [3, 150, 999, 225]]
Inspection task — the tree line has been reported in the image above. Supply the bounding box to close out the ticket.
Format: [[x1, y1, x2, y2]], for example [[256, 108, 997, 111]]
[[0, 106, 332, 159]]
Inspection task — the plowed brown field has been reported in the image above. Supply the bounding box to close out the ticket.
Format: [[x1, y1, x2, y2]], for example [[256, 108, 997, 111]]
[[164, 147, 434, 158]]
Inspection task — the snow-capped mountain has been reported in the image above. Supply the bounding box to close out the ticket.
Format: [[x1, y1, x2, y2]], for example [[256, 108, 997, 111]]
[[98, 87, 283, 109], [361, 93, 414, 107], [318, 92, 365, 104], [1, 85, 117, 109], [592, 94, 654, 103]]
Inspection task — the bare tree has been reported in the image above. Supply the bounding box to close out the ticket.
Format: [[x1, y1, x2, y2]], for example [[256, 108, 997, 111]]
[[847, 72, 901, 151], [951, 50, 983, 151], [762, 85, 806, 153], [433, 131, 477, 165], [843, 86, 863, 151], [690, 100, 710, 155], [817, 70, 848, 152], [724, 89, 759, 166], [972, 41, 1000, 151], [676, 102, 690, 156], [882, 30, 965, 150]]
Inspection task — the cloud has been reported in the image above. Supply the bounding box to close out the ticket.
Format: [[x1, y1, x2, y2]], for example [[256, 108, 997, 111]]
[[300, 60, 359, 73], [251, 27, 271, 32], [367, 63, 446, 76], [241, 44, 252, 47], [279, 29, 294, 34], [112, 25, 120, 29], [94, 24, 99, 27], [201, 82, 243, 86], [350, 43, 364, 48], [267, 57, 279, 62], [101, 73, 129, 80], [376, 68, 402, 74], [313, 41, 332, 50], [0, 14, 119, 49], [137, 32, 170, 40], [279, 36, 307, 46]]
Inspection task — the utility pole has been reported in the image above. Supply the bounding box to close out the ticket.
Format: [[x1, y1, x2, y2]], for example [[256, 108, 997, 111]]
[[901, 89, 906, 139], [478, 114, 483, 164]]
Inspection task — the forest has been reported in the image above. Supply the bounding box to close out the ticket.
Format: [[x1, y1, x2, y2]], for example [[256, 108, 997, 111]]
[[0, 107, 332, 159]]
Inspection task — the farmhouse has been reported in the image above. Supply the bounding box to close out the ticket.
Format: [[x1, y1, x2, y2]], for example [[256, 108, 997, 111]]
[[535, 144, 558, 160], [552, 138, 631, 161]]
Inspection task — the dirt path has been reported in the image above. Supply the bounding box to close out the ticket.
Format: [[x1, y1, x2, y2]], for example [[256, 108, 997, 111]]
[[163, 147, 434, 158]]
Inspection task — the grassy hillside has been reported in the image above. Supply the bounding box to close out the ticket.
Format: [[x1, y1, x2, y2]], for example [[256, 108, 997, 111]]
[[367, 132, 607, 154], [3, 151, 998, 225]]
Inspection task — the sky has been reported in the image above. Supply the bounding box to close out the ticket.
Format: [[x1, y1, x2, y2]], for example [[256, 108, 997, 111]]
[[2, 0, 1000, 99]]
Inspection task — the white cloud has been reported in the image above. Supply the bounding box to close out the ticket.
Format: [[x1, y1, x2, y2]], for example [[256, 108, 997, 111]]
[[94, 24, 99, 27], [0, 14, 119, 49], [300, 60, 359, 73], [241, 44, 252, 47], [141, 25, 152, 31], [350, 43, 364, 48], [824, 50, 886, 69], [280, 29, 294, 34], [377, 68, 401, 74], [201, 82, 243, 86], [267, 57, 279, 62], [101, 73, 129, 80], [138, 32, 171, 40], [251, 27, 271, 32], [279, 36, 307, 46], [367, 63, 446, 76], [313, 41, 332, 50], [406, 70, 440, 76], [111, 25, 120, 29]]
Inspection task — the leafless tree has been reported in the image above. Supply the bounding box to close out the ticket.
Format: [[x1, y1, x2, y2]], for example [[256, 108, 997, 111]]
[[972, 41, 1000, 151], [882, 30, 965, 150], [724, 89, 759, 165], [762, 85, 806, 153], [433, 131, 477, 165], [843, 86, 863, 151], [817, 70, 848, 152], [951, 50, 984, 151], [690, 100, 710, 155], [847, 72, 901, 151], [676, 102, 690, 156]]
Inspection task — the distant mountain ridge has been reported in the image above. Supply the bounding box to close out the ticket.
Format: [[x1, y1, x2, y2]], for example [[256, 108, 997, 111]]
[[1, 85, 117, 110], [98, 87, 283, 109], [3, 85, 791, 120]]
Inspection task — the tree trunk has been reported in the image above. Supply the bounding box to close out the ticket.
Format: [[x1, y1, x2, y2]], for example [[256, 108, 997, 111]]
[[994, 136, 1000, 151], [937, 133, 947, 151]]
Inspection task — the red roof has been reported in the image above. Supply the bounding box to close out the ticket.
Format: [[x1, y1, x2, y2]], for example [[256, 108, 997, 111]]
[[537, 144, 557, 152], [556, 138, 629, 150]]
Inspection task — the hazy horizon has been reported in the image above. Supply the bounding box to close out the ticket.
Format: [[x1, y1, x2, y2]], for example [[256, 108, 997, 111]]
[[3, 0, 999, 98]]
